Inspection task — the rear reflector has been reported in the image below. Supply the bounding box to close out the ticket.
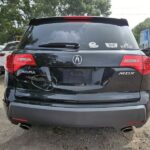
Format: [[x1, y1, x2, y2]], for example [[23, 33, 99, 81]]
[[12, 117, 28, 123], [5, 54, 36, 73], [120, 55, 150, 75], [127, 121, 144, 125]]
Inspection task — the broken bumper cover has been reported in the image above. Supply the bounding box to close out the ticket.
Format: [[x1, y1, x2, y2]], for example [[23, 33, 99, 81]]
[[8, 102, 147, 128]]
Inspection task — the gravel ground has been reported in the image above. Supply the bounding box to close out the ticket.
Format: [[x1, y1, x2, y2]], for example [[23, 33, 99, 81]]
[[0, 75, 150, 150]]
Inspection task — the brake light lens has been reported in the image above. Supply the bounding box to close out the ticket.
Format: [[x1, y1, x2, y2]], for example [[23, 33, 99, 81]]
[[5, 54, 36, 73], [120, 55, 150, 75], [143, 56, 150, 75]]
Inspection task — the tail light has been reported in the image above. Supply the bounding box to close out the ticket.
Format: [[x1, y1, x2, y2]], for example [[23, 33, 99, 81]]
[[120, 55, 150, 75], [5, 54, 36, 73], [143, 56, 150, 75], [64, 16, 91, 21]]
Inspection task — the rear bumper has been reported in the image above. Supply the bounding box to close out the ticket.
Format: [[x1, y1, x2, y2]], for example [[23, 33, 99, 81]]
[[8, 102, 147, 128]]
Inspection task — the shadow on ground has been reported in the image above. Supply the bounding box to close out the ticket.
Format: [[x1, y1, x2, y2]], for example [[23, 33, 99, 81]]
[[0, 125, 134, 150]]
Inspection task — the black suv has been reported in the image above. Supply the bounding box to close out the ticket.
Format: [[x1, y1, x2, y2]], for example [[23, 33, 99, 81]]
[[3, 16, 150, 130]]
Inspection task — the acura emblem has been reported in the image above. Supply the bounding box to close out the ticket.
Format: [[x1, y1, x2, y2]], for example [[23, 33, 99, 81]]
[[72, 55, 82, 65]]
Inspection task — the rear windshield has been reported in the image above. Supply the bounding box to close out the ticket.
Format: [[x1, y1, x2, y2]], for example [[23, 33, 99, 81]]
[[19, 22, 139, 50]]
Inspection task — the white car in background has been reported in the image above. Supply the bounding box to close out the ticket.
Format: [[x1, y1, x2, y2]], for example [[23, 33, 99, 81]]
[[0, 41, 20, 74], [0, 45, 5, 51], [0, 45, 5, 74]]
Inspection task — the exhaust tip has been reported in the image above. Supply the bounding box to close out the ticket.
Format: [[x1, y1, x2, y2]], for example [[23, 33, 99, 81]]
[[121, 126, 133, 133], [20, 123, 31, 130]]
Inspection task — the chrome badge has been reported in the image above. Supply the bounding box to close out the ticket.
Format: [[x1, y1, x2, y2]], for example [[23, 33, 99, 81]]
[[72, 55, 82, 65], [119, 72, 135, 76]]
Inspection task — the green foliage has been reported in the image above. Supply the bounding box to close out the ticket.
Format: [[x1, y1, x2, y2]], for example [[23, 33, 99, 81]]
[[132, 18, 150, 44], [0, 0, 25, 44], [0, 0, 111, 44], [31, 0, 111, 17]]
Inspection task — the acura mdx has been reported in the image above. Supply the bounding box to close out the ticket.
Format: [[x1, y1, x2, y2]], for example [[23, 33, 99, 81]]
[[3, 16, 150, 130]]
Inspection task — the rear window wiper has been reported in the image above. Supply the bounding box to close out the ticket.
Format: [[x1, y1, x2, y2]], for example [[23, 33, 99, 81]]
[[39, 42, 80, 49]]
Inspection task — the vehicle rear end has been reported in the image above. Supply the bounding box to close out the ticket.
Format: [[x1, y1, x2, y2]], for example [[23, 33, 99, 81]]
[[3, 16, 150, 129]]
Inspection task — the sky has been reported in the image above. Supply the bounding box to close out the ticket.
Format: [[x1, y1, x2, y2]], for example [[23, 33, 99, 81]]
[[111, 0, 150, 28]]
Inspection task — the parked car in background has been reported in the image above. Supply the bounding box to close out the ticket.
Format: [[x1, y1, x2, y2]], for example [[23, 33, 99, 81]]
[[3, 16, 150, 131], [0, 45, 5, 74], [0, 41, 19, 74], [0, 45, 5, 51]]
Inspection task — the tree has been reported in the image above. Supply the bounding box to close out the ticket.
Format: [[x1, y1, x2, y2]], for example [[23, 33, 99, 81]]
[[132, 18, 150, 44], [33, 0, 111, 17], [0, 0, 111, 44], [0, 0, 26, 43]]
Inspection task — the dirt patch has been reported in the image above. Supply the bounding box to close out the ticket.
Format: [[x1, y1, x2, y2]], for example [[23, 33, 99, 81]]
[[0, 75, 150, 150]]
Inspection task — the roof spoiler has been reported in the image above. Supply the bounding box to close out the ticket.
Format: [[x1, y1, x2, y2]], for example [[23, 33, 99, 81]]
[[29, 16, 129, 26]]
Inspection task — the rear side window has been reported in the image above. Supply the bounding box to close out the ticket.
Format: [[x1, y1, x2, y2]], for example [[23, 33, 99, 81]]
[[19, 22, 139, 50]]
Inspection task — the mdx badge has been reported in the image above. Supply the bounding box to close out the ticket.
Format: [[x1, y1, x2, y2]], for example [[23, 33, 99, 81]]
[[72, 55, 82, 65], [119, 72, 135, 76]]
